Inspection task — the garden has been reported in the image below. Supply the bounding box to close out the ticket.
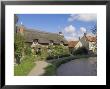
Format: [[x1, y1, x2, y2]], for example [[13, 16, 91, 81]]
[[14, 32, 96, 76], [14, 32, 70, 76], [14, 33, 96, 76]]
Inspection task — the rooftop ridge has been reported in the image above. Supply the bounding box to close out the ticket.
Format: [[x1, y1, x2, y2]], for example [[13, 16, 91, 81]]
[[25, 28, 59, 35]]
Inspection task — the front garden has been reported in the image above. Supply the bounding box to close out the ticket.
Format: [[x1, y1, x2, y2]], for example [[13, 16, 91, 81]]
[[14, 33, 96, 76], [14, 33, 37, 76], [14, 33, 70, 76]]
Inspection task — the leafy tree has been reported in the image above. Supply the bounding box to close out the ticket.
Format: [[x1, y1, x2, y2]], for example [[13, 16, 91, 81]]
[[14, 14, 18, 24], [14, 33, 25, 64], [91, 25, 97, 35]]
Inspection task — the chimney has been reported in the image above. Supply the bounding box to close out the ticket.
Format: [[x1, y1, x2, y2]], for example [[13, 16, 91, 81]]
[[84, 33, 86, 37], [19, 22, 24, 35], [79, 37, 80, 40], [59, 32, 63, 36], [19, 26, 24, 35]]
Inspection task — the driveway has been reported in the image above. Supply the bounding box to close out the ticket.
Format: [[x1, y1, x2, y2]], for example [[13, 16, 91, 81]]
[[56, 57, 97, 76]]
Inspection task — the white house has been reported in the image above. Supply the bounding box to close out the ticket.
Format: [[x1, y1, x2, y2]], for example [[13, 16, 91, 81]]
[[74, 33, 97, 53]]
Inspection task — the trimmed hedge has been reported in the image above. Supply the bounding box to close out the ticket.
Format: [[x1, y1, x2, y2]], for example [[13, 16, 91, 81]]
[[46, 54, 70, 60], [59, 54, 70, 58]]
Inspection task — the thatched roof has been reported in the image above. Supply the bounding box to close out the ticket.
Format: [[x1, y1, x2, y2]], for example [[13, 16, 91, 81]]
[[20, 27, 68, 45]]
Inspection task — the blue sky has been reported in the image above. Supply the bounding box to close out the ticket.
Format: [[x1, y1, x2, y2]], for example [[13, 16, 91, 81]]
[[17, 14, 97, 41]]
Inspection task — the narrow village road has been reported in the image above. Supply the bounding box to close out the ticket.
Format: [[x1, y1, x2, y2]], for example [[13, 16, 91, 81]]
[[28, 61, 49, 76], [56, 57, 97, 76]]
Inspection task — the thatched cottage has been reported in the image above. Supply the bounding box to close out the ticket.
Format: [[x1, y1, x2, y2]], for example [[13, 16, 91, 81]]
[[16, 25, 68, 49]]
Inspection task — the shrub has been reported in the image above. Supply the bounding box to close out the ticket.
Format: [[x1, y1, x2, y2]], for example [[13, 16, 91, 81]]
[[47, 45, 70, 59], [14, 33, 25, 64], [59, 54, 70, 58], [24, 45, 33, 56], [46, 56, 54, 60], [46, 54, 70, 60], [73, 47, 88, 55]]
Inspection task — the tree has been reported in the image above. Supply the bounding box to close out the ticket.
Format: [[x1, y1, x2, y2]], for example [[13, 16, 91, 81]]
[[14, 14, 18, 24], [14, 15, 19, 33], [14, 33, 25, 64], [91, 25, 97, 35]]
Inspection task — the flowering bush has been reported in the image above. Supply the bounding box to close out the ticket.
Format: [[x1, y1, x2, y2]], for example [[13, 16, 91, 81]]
[[47, 45, 70, 60]]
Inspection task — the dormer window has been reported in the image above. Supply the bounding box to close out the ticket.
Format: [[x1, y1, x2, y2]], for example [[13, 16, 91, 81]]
[[49, 40, 54, 45], [33, 39, 39, 45], [60, 41, 64, 45]]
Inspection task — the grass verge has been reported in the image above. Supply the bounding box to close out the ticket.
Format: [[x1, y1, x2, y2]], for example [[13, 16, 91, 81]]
[[14, 55, 36, 76], [43, 64, 56, 76]]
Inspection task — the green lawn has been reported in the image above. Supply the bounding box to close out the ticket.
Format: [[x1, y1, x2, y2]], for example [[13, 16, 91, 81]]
[[14, 55, 36, 76]]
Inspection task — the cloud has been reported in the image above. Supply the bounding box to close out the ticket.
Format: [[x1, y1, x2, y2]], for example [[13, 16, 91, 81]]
[[80, 27, 87, 33], [68, 14, 78, 22], [65, 36, 74, 41], [64, 25, 76, 34], [77, 27, 87, 38], [65, 35, 78, 41], [68, 14, 97, 22], [64, 25, 94, 41], [64, 25, 79, 41]]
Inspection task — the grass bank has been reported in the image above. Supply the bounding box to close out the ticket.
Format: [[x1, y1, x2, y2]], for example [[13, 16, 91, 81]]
[[14, 55, 36, 76], [43, 54, 97, 76]]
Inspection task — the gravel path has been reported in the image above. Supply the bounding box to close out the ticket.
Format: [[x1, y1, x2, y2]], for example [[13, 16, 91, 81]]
[[56, 57, 97, 76], [28, 61, 49, 76]]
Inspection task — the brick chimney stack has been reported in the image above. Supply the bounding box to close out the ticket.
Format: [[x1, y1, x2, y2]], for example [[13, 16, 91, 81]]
[[18, 22, 24, 35], [59, 32, 63, 36], [19, 27, 24, 33], [84, 33, 87, 37], [79, 37, 80, 40]]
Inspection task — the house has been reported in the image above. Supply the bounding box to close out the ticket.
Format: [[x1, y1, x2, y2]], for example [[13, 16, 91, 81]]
[[68, 41, 78, 54], [16, 24, 68, 50], [68, 33, 97, 54]]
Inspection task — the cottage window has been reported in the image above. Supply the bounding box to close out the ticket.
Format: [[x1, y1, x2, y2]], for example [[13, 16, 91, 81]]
[[36, 48, 41, 55], [49, 40, 54, 45], [33, 39, 39, 44], [60, 41, 64, 45]]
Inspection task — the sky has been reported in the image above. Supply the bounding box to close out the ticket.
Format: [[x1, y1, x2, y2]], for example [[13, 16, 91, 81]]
[[17, 14, 97, 41]]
